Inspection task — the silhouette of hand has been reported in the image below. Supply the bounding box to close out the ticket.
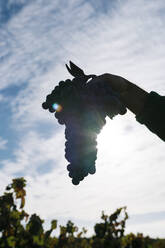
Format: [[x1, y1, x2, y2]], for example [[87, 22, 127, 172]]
[[89, 73, 128, 95], [89, 73, 148, 115]]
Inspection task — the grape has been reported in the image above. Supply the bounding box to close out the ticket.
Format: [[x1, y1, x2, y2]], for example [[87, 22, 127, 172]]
[[88, 165, 96, 175], [42, 62, 127, 185], [69, 172, 73, 178], [72, 178, 80, 185], [42, 102, 49, 109], [67, 164, 72, 171]]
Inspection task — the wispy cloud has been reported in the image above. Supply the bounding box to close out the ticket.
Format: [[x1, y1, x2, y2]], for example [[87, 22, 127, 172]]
[[0, 0, 28, 25], [4, 0, 165, 127], [0, 137, 8, 150], [0, 0, 165, 238], [2, 130, 65, 175]]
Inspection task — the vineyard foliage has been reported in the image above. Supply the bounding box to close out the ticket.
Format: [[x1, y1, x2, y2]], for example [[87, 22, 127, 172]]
[[0, 178, 165, 248]]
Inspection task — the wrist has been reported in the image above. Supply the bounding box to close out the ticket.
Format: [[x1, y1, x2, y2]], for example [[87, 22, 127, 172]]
[[119, 80, 149, 115]]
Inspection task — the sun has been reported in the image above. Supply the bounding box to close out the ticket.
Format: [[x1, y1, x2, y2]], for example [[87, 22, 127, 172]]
[[97, 117, 125, 160]]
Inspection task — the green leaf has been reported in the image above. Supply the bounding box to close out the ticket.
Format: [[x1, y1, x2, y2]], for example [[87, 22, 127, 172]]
[[51, 220, 57, 230], [66, 61, 85, 77], [33, 235, 44, 245], [7, 236, 16, 247]]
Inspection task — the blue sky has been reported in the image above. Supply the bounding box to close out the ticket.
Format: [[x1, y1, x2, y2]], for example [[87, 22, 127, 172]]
[[0, 0, 165, 237]]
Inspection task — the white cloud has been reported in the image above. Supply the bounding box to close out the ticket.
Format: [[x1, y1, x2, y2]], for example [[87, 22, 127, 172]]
[[2, 129, 65, 175], [126, 219, 165, 238], [0, 137, 8, 150], [2, 0, 163, 127], [0, 0, 165, 238]]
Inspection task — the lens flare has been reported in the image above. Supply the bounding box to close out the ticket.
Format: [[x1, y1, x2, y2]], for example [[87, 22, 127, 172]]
[[52, 103, 62, 112]]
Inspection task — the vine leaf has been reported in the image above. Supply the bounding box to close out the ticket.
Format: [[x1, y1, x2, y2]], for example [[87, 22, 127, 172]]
[[66, 61, 85, 77]]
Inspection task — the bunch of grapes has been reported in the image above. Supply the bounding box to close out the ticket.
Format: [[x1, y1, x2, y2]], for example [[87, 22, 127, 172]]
[[42, 62, 126, 185]]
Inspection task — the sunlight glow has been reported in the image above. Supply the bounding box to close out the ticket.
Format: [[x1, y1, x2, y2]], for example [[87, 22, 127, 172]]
[[97, 118, 129, 165], [97, 118, 121, 153]]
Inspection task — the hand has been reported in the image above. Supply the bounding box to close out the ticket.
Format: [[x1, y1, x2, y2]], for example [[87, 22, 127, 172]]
[[92, 73, 128, 94], [90, 73, 149, 116]]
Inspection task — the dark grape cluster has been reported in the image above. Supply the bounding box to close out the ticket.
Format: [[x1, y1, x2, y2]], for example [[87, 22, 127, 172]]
[[42, 62, 126, 185]]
